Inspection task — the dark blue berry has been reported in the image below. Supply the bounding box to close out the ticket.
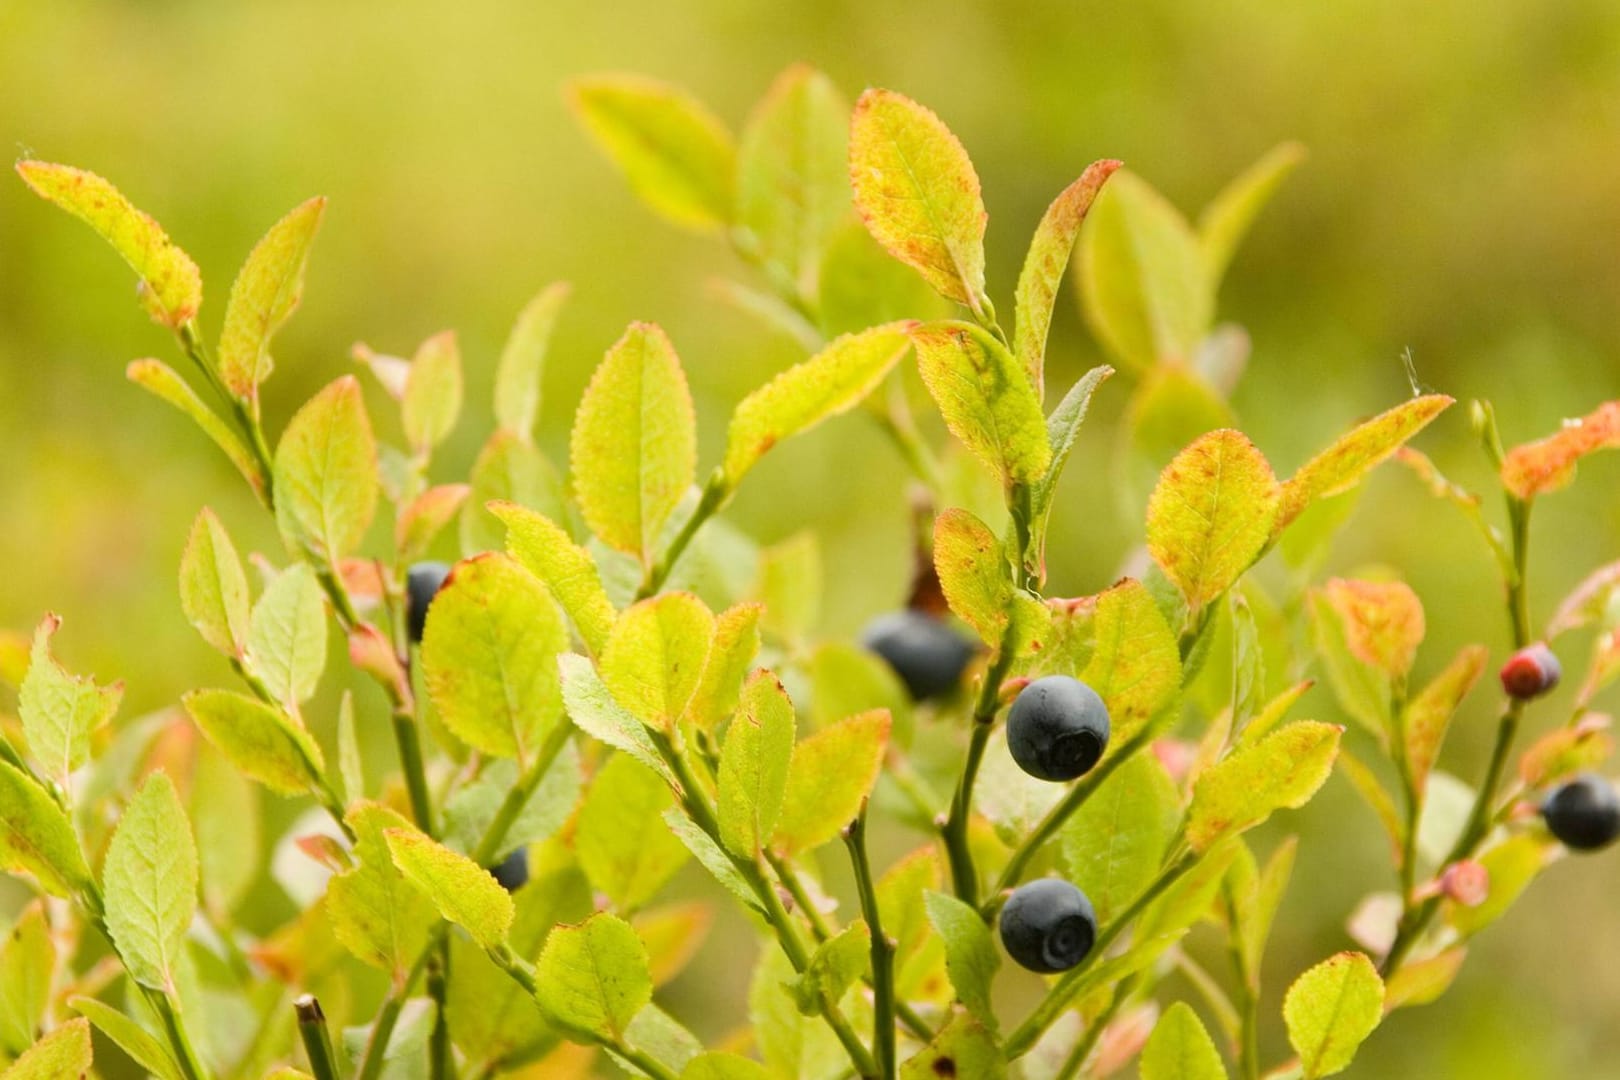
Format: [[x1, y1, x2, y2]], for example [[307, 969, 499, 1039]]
[[406, 561, 452, 644], [1542, 773, 1620, 852], [998, 878, 1096, 973], [859, 610, 975, 701], [1500, 642, 1561, 700], [490, 846, 529, 892], [1006, 676, 1110, 782]]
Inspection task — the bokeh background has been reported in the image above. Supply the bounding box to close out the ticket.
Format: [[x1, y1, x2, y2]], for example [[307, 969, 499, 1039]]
[[4, 1, 1620, 1076]]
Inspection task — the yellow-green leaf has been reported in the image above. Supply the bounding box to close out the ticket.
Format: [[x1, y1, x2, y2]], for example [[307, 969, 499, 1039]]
[[492, 501, 615, 657], [421, 554, 568, 763], [1197, 142, 1306, 283], [923, 891, 999, 1028], [401, 330, 464, 456], [601, 593, 714, 729], [69, 997, 182, 1080], [683, 1052, 773, 1080], [722, 323, 914, 487], [246, 563, 328, 712], [127, 360, 268, 500], [1322, 578, 1425, 680], [1082, 578, 1181, 747], [102, 772, 197, 992], [0, 905, 54, 1058], [1, 1017, 92, 1080], [1061, 752, 1179, 924], [1187, 721, 1343, 853], [273, 375, 379, 563], [217, 196, 326, 399], [534, 912, 652, 1039], [17, 161, 200, 328], [1146, 429, 1280, 611], [329, 802, 436, 982], [1033, 364, 1115, 524], [932, 507, 1011, 647], [575, 754, 688, 912], [686, 602, 763, 732], [1283, 952, 1384, 1079], [179, 509, 252, 659], [570, 74, 736, 233], [181, 689, 324, 797], [899, 1009, 1002, 1080], [737, 64, 851, 300], [1013, 160, 1121, 393], [773, 710, 890, 855], [18, 615, 122, 787], [849, 89, 988, 313], [459, 429, 567, 555], [494, 282, 570, 438], [570, 322, 697, 561], [1276, 395, 1453, 532], [1141, 1001, 1228, 1080], [911, 321, 1051, 488], [717, 672, 797, 856], [0, 763, 92, 899], [558, 654, 677, 787], [383, 827, 513, 949], [1403, 645, 1488, 794]]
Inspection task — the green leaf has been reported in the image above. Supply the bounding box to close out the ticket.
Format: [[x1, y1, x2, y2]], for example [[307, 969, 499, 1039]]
[[788, 921, 871, 1016], [383, 827, 513, 949], [1013, 161, 1121, 392], [178, 508, 252, 659], [1061, 752, 1180, 924], [336, 692, 365, 805], [1283, 952, 1384, 1079], [1403, 645, 1488, 794], [1234, 837, 1299, 984], [569, 322, 697, 561], [570, 74, 735, 232], [460, 429, 568, 555], [662, 809, 762, 914], [1121, 366, 1234, 506], [491, 501, 615, 657], [273, 375, 379, 563], [923, 891, 999, 1028], [849, 89, 989, 313], [0, 762, 93, 899], [441, 747, 582, 859], [401, 331, 464, 456], [622, 1005, 703, 1073], [911, 321, 1052, 489], [246, 564, 328, 712], [1275, 395, 1453, 533], [495, 282, 571, 438], [1146, 429, 1280, 611], [1383, 948, 1466, 1012], [1308, 591, 1391, 737], [1321, 578, 1425, 681], [808, 642, 911, 737], [601, 593, 715, 729], [126, 359, 268, 501], [932, 507, 1012, 647], [818, 221, 949, 338], [102, 772, 197, 991], [422, 553, 569, 763], [1, 1017, 92, 1080], [533, 912, 652, 1040], [749, 948, 847, 1078], [686, 603, 764, 732], [1138, 841, 1242, 942], [976, 728, 1063, 846], [773, 710, 891, 855], [900, 1009, 1003, 1080], [737, 65, 851, 300], [1140, 1002, 1228, 1080], [1033, 364, 1114, 523], [328, 802, 436, 981], [1078, 169, 1211, 371], [1082, 578, 1181, 747], [722, 323, 914, 488], [189, 743, 259, 915], [0, 905, 54, 1058], [717, 672, 797, 857], [17, 161, 201, 328], [217, 196, 326, 399], [1446, 833, 1547, 937], [69, 997, 183, 1080], [18, 615, 122, 787], [558, 654, 677, 786], [1188, 722, 1343, 853], [754, 532, 821, 644], [682, 1052, 773, 1079], [1197, 142, 1306, 283], [576, 754, 688, 912], [181, 689, 324, 797]]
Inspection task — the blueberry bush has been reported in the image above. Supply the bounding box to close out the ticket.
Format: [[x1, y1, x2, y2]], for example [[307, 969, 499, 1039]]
[[5, 64, 1620, 1080]]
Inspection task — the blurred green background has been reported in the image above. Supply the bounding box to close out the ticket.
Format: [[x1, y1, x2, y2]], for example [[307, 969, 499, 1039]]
[[4, 1, 1620, 1076]]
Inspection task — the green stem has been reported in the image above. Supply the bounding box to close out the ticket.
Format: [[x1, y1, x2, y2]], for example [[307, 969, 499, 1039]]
[[1221, 881, 1261, 1080], [638, 474, 728, 600], [295, 995, 342, 1080], [943, 628, 1020, 906], [391, 707, 435, 835], [177, 323, 275, 501], [1054, 985, 1124, 1079], [428, 948, 452, 1080], [845, 811, 897, 1080], [356, 945, 437, 1080]]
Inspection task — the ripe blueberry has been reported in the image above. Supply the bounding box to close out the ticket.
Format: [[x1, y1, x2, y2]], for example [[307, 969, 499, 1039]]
[[998, 878, 1097, 973], [860, 610, 976, 701], [490, 846, 529, 892], [1006, 675, 1110, 782], [1541, 773, 1620, 852], [406, 561, 452, 644], [1499, 642, 1561, 700]]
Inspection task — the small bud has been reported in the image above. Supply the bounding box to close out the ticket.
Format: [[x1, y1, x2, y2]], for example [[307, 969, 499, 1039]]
[[348, 624, 409, 707], [1439, 860, 1490, 907], [1500, 642, 1562, 700]]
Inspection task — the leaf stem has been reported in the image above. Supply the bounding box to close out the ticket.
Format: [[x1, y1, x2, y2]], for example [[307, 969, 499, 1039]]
[[942, 627, 1019, 906], [355, 943, 437, 1080], [294, 995, 342, 1080], [391, 706, 435, 835], [844, 810, 897, 1080], [638, 473, 728, 600]]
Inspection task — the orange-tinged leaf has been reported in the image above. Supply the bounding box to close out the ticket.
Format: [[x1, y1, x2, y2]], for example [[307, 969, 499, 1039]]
[[910, 321, 1051, 488], [1547, 559, 1620, 639], [932, 508, 1011, 647], [1276, 395, 1453, 532], [1501, 400, 1620, 499], [1518, 715, 1613, 788], [1146, 429, 1280, 610], [218, 196, 326, 399], [1187, 721, 1342, 853], [1323, 579, 1425, 679], [17, 161, 201, 328], [849, 89, 988, 313], [773, 710, 890, 855], [1403, 645, 1487, 792], [395, 483, 471, 564]]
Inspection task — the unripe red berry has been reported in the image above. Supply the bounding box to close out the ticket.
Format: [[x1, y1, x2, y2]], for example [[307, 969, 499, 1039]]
[[1499, 642, 1561, 700]]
